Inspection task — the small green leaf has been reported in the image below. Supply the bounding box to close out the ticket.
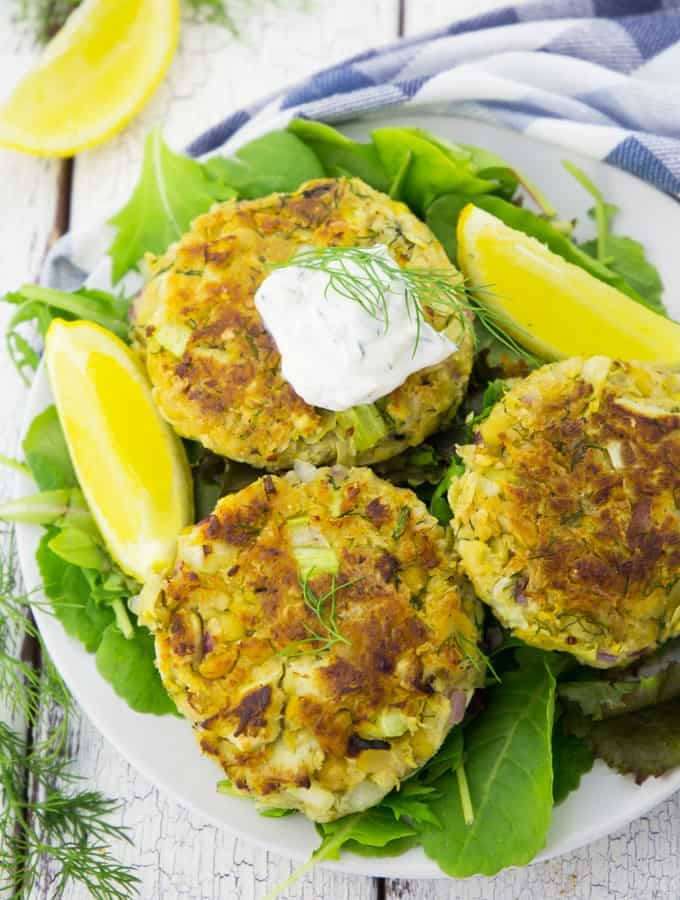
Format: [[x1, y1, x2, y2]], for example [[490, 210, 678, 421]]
[[95, 623, 177, 716], [47, 527, 106, 570], [36, 530, 115, 653], [205, 130, 324, 199], [287, 119, 390, 192], [429, 458, 465, 526], [22, 405, 76, 490], [552, 722, 593, 804]]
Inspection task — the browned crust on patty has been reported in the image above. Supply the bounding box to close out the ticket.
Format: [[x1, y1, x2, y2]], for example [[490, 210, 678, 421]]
[[153, 466, 483, 820], [451, 357, 680, 667]]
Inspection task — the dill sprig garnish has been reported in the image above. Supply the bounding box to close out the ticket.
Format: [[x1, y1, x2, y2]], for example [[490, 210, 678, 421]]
[[274, 246, 537, 364], [452, 629, 501, 684], [281, 570, 363, 657], [0, 528, 139, 898]]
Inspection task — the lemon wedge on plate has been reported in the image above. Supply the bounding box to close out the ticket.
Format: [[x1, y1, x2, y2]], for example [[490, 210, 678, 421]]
[[45, 319, 193, 581], [0, 0, 179, 157], [457, 204, 680, 366]]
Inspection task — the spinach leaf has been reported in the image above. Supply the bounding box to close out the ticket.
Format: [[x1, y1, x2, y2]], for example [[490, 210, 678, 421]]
[[22, 405, 76, 490], [95, 623, 176, 716], [372, 128, 497, 216], [565, 699, 680, 783], [425, 193, 470, 261], [380, 781, 442, 828], [287, 119, 390, 191], [204, 130, 324, 199], [552, 722, 593, 804], [419, 654, 556, 876], [418, 726, 464, 785], [108, 129, 236, 283]]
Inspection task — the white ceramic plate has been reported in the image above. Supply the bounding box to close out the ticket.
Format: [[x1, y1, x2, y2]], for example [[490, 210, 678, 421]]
[[15, 114, 680, 879]]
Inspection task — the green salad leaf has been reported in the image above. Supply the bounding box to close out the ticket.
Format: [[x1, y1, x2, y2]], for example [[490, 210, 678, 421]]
[[95, 624, 177, 716], [3, 285, 131, 381], [205, 130, 324, 199], [419, 652, 556, 876], [22, 405, 76, 490], [371, 128, 499, 216], [552, 722, 594, 804], [108, 129, 236, 283], [559, 640, 680, 720], [287, 119, 390, 192], [36, 530, 115, 653], [566, 699, 680, 783], [564, 162, 666, 314]]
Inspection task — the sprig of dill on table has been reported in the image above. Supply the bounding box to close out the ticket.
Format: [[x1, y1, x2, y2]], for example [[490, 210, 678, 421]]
[[275, 246, 537, 364], [0, 528, 139, 898], [13, 0, 308, 43]]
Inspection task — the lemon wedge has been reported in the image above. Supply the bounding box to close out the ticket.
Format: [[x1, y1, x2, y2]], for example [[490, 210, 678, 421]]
[[45, 319, 193, 581], [457, 204, 680, 366], [0, 0, 179, 157]]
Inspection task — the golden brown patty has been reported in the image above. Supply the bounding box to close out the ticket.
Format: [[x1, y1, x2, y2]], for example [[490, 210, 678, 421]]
[[132, 177, 473, 470], [450, 357, 680, 667], [151, 466, 483, 821]]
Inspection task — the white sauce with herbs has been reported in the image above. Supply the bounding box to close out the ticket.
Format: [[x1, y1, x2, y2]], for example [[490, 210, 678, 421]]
[[254, 245, 457, 412]]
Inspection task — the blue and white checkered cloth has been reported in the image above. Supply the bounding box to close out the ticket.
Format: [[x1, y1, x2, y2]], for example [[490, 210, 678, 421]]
[[46, 0, 680, 290]]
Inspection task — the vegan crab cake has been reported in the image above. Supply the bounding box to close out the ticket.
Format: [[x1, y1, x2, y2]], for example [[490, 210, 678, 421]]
[[150, 465, 483, 822], [132, 177, 473, 471], [451, 357, 680, 668]]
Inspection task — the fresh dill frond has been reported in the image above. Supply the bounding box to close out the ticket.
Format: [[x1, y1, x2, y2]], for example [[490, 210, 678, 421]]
[[0, 528, 139, 898], [274, 246, 537, 364], [281, 570, 363, 657], [452, 629, 501, 684]]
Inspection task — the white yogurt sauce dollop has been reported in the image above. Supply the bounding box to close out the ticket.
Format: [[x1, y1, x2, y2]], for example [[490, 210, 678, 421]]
[[254, 245, 458, 412]]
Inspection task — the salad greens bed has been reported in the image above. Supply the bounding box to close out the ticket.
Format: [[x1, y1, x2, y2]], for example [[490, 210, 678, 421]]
[[2, 119, 679, 890]]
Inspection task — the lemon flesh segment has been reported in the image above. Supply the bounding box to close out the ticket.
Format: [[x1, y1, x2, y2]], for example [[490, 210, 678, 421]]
[[45, 319, 193, 582], [457, 204, 680, 366], [0, 0, 179, 157]]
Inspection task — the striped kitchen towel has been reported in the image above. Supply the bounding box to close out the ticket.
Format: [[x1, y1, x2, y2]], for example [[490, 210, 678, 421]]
[[46, 0, 680, 290]]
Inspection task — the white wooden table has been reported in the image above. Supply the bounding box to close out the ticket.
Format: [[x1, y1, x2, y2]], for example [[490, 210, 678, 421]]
[[2, 2, 679, 897]]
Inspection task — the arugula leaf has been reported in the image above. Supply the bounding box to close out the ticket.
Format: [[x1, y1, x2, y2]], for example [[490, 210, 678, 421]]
[[380, 781, 442, 828], [22, 405, 76, 490], [108, 129, 236, 283], [563, 162, 666, 315], [372, 128, 498, 216], [419, 654, 556, 876], [205, 130, 324, 199], [36, 530, 115, 653], [580, 227, 666, 314], [95, 623, 176, 716], [287, 119, 390, 192], [429, 458, 464, 526], [3, 286, 131, 381], [552, 722, 593, 804], [565, 699, 680, 783]]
